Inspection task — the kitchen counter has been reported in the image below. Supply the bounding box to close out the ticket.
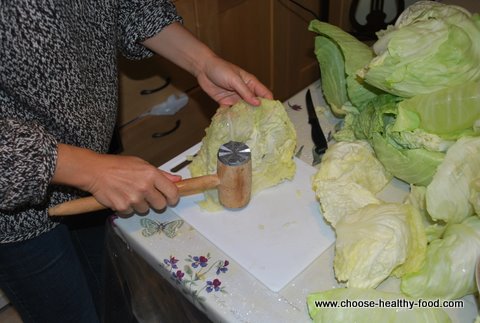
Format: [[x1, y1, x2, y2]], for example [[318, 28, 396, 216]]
[[108, 80, 478, 322]]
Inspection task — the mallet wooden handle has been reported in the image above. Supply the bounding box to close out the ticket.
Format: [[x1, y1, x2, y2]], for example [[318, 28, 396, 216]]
[[48, 174, 220, 216]]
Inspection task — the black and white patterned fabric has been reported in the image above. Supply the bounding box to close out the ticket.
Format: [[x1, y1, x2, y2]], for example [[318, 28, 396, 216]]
[[0, 0, 182, 243]]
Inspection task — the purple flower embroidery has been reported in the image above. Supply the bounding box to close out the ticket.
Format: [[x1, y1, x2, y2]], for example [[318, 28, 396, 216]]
[[206, 279, 222, 293], [216, 260, 229, 275], [172, 270, 185, 281], [165, 253, 229, 301], [164, 256, 179, 269], [287, 101, 302, 111], [192, 255, 208, 268]]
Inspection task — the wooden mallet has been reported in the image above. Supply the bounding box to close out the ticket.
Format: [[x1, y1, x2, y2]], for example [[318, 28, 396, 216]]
[[48, 141, 252, 216]]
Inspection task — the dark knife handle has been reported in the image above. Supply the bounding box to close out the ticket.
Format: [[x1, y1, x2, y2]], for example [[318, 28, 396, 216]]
[[309, 120, 328, 155]]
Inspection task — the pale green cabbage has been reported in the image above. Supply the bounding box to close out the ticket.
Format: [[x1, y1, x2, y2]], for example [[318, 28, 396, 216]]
[[426, 136, 480, 223], [334, 203, 426, 288], [188, 99, 296, 210], [405, 185, 446, 242], [359, 1, 480, 98], [393, 82, 480, 139], [307, 287, 451, 323], [311, 140, 391, 226], [472, 178, 480, 215], [401, 216, 480, 300]]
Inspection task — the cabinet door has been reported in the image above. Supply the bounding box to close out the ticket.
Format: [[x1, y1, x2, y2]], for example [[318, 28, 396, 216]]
[[192, 0, 321, 101], [328, 0, 353, 31], [194, 0, 272, 90], [272, 0, 321, 100]]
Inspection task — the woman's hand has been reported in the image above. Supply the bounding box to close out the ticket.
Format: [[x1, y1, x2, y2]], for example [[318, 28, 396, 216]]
[[196, 54, 273, 107], [142, 22, 273, 106], [52, 144, 181, 215]]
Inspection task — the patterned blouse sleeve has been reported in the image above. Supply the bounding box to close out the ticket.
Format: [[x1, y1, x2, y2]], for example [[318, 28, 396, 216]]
[[118, 0, 183, 60], [0, 119, 58, 210]]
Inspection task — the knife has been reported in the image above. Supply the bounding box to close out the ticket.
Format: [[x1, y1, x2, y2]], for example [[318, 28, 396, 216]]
[[305, 89, 328, 162], [170, 153, 197, 172]]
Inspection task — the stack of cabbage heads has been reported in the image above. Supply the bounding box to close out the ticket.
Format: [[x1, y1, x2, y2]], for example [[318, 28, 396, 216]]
[[188, 98, 296, 210], [308, 1, 480, 321]]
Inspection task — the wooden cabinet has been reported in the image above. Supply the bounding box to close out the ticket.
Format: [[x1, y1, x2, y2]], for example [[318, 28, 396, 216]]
[[117, 0, 326, 166], [118, 83, 216, 166], [271, 0, 323, 99]]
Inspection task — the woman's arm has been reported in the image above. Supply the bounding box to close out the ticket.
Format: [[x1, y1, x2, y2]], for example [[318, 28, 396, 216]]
[[51, 144, 181, 215], [141, 22, 273, 106], [0, 120, 57, 210]]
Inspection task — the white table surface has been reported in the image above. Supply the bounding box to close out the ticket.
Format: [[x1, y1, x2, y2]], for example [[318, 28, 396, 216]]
[[112, 80, 478, 323]]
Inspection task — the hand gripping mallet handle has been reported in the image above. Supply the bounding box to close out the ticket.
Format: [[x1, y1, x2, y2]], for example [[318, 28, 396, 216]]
[[48, 141, 252, 216]]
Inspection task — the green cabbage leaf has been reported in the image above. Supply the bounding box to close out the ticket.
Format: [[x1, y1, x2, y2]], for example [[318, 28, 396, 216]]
[[372, 133, 445, 186], [401, 216, 480, 300], [308, 20, 382, 116], [393, 82, 480, 139], [405, 185, 446, 242]]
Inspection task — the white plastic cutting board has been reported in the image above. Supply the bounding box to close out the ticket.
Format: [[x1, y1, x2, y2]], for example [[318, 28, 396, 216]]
[[160, 143, 335, 292]]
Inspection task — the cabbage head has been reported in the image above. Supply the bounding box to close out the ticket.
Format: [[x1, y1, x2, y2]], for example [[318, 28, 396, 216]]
[[311, 140, 391, 227], [307, 287, 451, 323], [426, 136, 480, 223], [359, 1, 480, 97], [188, 99, 296, 210], [334, 203, 426, 288], [401, 216, 480, 300]]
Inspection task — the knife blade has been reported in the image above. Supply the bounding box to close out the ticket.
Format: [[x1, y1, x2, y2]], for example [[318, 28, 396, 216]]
[[170, 153, 197, 172], [305, 89, 328, 159]]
